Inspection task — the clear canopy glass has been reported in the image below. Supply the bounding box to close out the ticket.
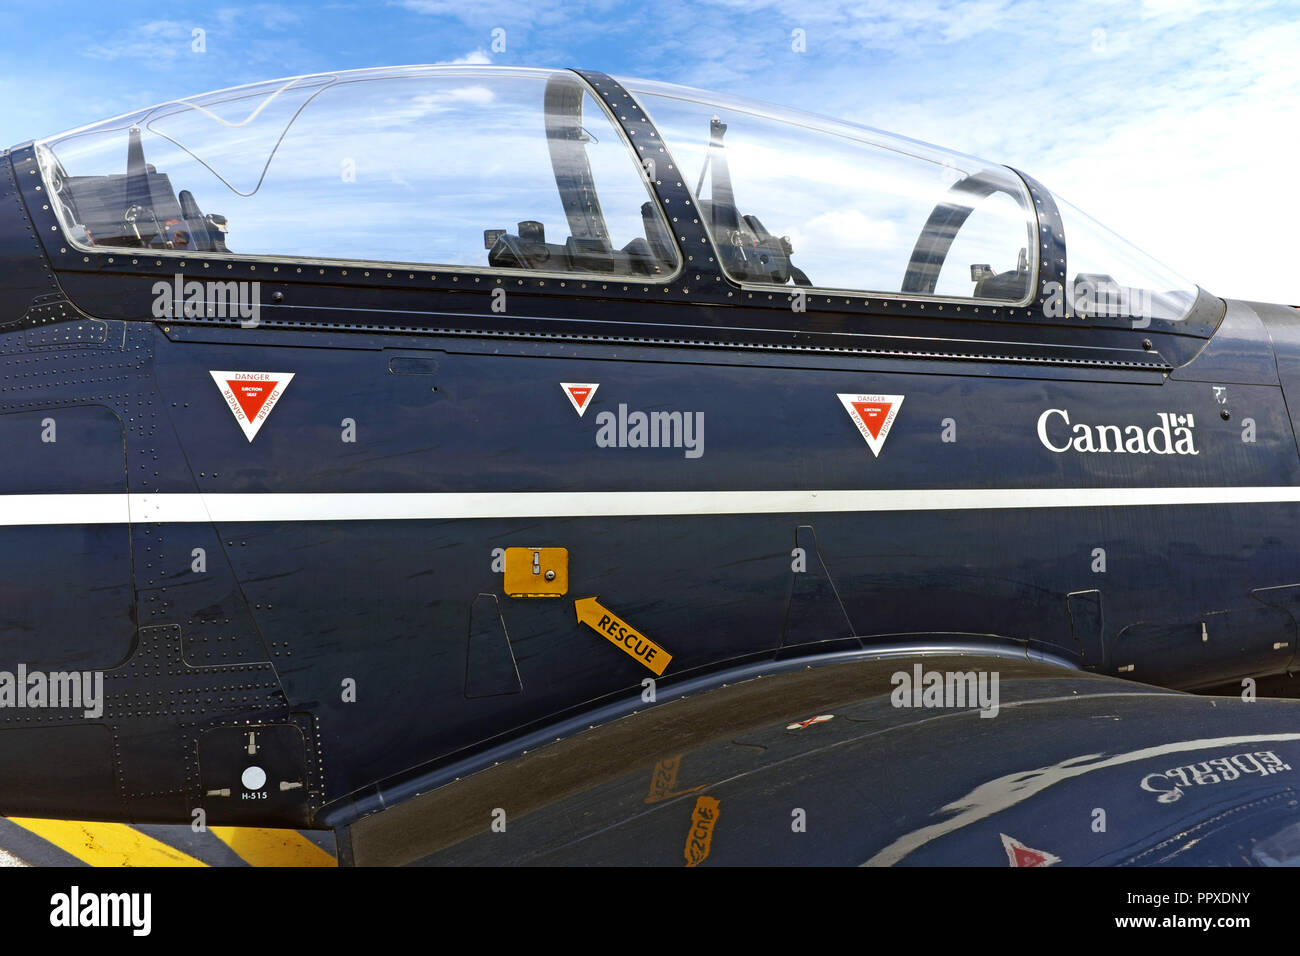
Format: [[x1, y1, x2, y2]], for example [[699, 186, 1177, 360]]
[[625, 76, 1200, 319], [35, 66, 679, 278], [33, 65, 1201, 321], [1053, 194, 1198, 323], [625, 77, 1038, 304]]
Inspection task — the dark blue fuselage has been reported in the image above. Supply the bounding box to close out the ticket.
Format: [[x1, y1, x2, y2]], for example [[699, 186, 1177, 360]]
[[2, 100, 1300, 841]]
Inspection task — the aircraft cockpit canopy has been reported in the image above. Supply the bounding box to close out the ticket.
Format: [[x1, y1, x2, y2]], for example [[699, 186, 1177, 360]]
[[624, 76, 1198, 321], [35, 67, 681, 279], [33, 65, 1200, 322]]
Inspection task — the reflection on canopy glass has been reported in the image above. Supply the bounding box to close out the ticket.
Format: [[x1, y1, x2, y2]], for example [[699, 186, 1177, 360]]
[[34, 65, 1202, 323], [627, 78, 1038, 303], [36, 67, 679, 279], [1054, 194, 1198, 323]]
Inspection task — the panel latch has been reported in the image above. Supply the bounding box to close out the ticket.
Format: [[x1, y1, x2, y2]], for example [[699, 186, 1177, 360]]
[[504, 547, 568, 598]]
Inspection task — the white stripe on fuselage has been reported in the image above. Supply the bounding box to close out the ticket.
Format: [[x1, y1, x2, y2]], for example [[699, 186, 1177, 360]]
[[0, 487, 1292, 525]]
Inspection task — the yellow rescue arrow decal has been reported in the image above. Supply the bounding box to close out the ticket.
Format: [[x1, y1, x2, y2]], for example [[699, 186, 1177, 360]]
[[575, 596, 672, 675]]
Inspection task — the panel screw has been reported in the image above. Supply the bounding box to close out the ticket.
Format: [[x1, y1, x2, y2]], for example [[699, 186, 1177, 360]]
[[544, 570, 556, 581], [271, 291, 284, 303], [1141, 339, 1153, 350], [1221, 408, 1231, 420]]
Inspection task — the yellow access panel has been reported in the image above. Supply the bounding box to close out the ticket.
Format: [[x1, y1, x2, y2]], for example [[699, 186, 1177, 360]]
[[503, 547, 568, 598]]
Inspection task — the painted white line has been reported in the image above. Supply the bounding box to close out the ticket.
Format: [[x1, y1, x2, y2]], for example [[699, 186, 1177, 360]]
[[0, 486, 1288, 526], [0, 495, 130, 526]]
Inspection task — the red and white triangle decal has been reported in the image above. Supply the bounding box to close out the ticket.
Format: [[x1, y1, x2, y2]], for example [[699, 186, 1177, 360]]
[[837, 393, 904, 457], [209, 370, 295, 442], [1000, 833, 1059, 867], [560, 382, 600, 417]]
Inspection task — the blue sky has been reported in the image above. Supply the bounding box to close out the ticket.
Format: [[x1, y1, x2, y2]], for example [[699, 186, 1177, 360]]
[[1, 0, 1297, 302]]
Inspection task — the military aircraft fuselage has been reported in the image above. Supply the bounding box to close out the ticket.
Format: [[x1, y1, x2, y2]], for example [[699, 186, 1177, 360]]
[[0, 67, 1298, 833]]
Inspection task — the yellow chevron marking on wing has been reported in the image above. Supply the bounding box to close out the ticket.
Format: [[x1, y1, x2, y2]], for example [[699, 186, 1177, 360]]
[[210, 827, 336, 867], [8, 819, 207, 867]]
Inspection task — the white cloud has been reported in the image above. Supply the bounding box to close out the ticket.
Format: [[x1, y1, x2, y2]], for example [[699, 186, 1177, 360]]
[[85, 19, 195, 63], [444, 48, 492, 65], [649, 0, 1300, 303], [8, 0, 1299, 303], [394, 0, 571, 28]]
